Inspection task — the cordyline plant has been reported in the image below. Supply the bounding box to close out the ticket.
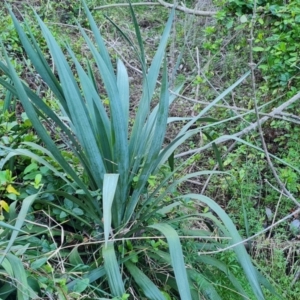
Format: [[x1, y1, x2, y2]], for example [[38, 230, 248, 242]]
[[0, 1, 278, 299]]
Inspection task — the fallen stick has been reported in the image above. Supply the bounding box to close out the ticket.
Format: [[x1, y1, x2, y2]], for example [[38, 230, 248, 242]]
[[177, 91, 300, 158], [94, 1, 217, 16]]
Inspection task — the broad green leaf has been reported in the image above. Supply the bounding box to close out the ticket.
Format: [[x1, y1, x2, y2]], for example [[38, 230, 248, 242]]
[[5, 253, 39, 300], [34, 13, 108, 192], [183, 194, 265, 299], [24, 163, 38, 174], [0, 194, 37, 265], [196, 256, 248, 298], [240, 15, 248, 23], [128, 9, 174, 177], [125, 57, 170, 222], [149, 223, 192, 300], [187, 269, 222, 300], [102, 242, 125, 297], [125, 261, 165, 300], [253, 47, 265, 52], [69, 247, 84, 266], [103, 174, 119, 246], [31, 257, 48, 270], [117, 59, 130, 128], [73, 278, 90, 294]]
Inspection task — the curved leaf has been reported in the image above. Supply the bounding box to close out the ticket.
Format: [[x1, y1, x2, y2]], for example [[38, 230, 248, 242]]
[[183, 194, 265, 300], [149, 223, 192, 300], [125, 261, 165, 300], [0, 194, 37, 265]]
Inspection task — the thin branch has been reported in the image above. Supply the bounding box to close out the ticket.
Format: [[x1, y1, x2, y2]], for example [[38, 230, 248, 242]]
[[198, 207, 300, 255], [94, 1, 217, 16], [268, 191, 283, 239], [94, 2, 161, 10], [170, 90, 300, 125], [60, 234, 231, 250], [176, 91, 300, 158], [157, 0, 216, 16], [292, 269, 300, 286], [235, 92, 300, 137]]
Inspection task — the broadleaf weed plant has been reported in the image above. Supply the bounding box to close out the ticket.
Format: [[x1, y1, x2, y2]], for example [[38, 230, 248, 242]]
[[0, 1, 278, 299]]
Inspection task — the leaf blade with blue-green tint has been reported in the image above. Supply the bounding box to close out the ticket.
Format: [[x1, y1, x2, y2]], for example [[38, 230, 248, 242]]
[[125, 261, 165, 300], [149, 223, 192, 300], [187, 269, 222, 300], [0, 39, 94, 200], [184, 194, 265, 300], [34, 13, 107, 189], [196, 256, 248, 298], [103, 174, 119, 246], [117, 59, 130, 129], [129, 9, 174, 162], [102, 242, 125, 297], [0, 194, 37, 265]]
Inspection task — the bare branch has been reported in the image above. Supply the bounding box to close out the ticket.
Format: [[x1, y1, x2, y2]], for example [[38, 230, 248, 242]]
[[94, 1, 217, 16], [176, 91, 300, 158], [198, 207, 300, 255]]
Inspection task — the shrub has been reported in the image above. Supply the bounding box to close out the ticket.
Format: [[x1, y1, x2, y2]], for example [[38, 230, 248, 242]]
[[0, 1, 276, 299]]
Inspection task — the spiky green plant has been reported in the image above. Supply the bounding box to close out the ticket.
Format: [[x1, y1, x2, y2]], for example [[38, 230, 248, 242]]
[[0, 1, 278, 299]]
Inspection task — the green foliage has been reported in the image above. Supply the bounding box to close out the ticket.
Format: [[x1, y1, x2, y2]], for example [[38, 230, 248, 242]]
[[216, 0, 300, 97], [255, 1, 300, 95], [0, 1, 278, 299]]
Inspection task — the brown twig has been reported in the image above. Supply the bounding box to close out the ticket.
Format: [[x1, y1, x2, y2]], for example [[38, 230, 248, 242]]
[[198, 207, 300, 255], [94, 1, 216, 16], [176, 91, 300, 157]]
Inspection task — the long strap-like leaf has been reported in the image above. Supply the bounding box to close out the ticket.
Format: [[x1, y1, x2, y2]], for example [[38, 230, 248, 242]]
[[102, 242, 125, 297], [149, 223, 192, 300]]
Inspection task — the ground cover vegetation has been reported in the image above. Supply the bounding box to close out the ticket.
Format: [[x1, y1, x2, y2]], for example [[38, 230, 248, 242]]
[[0, 0, 299, 299]]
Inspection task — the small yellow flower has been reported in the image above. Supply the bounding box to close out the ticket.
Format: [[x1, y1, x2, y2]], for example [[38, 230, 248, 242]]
[[6, 184, 20, 195], [0, 200, 9, 213]]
